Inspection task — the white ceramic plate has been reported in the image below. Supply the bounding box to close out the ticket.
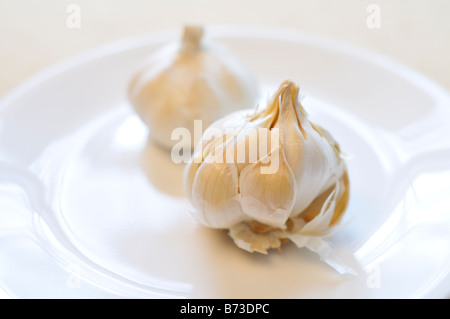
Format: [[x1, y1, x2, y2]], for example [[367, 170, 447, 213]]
[[1, 26, 449, 299]]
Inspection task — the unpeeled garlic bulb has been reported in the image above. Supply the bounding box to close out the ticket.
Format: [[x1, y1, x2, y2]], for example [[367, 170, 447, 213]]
[[128, 25, 259, 149], [184, 80, 353, 274]]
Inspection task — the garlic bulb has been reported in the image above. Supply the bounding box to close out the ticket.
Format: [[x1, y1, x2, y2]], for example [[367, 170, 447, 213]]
[[128, 25, 259, 149], [184, 80, 353, 274]]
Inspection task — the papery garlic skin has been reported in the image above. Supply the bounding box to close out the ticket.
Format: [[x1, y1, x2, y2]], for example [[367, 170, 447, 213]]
[[184, 80, 352, 274], [128, 25, 259, 149]]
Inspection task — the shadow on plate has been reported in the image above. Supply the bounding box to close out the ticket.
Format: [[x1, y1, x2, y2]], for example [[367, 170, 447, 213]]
[[139, 136, 186, 198]]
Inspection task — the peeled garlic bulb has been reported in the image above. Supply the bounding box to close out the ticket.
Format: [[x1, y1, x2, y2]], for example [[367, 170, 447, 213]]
[[128, 25, 259, 149], [184, 80, 353, 274]]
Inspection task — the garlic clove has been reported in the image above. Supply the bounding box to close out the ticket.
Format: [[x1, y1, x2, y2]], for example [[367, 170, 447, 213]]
[[274, 82, 346, 219], [297, 177, 340, 236], [239, 145, 296, 228], [190, 147, 246, 229], [300, 171, 350, 229]]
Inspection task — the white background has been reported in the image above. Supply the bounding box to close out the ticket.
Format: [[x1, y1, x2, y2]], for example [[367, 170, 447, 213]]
[[0, 0, 449, 98]]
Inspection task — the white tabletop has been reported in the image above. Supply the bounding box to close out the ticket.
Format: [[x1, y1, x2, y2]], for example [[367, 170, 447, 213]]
[[1, 0, 449, 98]]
